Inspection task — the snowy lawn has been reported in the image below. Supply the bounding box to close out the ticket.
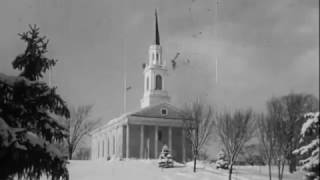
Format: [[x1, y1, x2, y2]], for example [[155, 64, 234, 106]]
[[229, 165, 305, 180], [42, 160, 304, 180]]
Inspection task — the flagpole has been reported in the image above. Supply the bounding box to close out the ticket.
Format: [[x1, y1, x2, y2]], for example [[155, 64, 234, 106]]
[[122, 39, 127, 114], [215, 0, 219, 84], [216, 58, 218, 84]]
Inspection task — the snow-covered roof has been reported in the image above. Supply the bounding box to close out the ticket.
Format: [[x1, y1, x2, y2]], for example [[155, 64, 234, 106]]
[[130, 102, 187, 120], [90, 103, 188, 135]]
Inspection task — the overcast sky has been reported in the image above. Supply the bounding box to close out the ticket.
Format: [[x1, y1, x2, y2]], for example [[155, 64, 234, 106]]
[[0, 0, 318, 121]]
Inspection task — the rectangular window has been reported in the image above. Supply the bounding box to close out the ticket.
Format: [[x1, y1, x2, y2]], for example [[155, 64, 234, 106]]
[[161, 108, 167, 116]]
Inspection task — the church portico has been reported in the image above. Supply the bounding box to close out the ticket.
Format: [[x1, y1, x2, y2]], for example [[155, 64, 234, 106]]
[[91, 106, 190, 162], [124, 123, 185, 161]]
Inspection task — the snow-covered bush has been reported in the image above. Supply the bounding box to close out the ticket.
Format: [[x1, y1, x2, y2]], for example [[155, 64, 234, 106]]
[[0, 25, 70, 180], [293, 112, 319, 180], [215, 150, 228, 169]]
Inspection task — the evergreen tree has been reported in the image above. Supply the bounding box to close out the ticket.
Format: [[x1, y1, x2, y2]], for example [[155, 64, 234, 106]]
[[293, 112, 319, 180], [0, 25, 70, 180]]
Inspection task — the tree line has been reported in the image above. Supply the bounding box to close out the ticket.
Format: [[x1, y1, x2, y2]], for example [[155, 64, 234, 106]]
[[183, 94, 318, 180]]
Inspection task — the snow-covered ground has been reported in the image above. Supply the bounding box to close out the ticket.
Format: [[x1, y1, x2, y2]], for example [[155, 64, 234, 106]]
[[43, 160, 304, 180]]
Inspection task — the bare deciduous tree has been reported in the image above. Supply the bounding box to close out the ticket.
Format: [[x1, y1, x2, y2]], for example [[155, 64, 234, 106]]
[[265, 97, 287, 180], [183, 101, 214, 172], [65, 105, 101, 159], [215, 109, 255, 180], [263, 94, 319, 180], [258, 112, 278, 180]]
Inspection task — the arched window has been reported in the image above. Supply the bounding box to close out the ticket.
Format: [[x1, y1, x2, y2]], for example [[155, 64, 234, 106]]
[[146, 77, 149, 91], [155, 75, 162, 90], [156, 53, 159, 63]]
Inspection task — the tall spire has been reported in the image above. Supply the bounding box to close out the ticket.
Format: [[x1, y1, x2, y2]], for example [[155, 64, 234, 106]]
[[154, 9, 160, 45]]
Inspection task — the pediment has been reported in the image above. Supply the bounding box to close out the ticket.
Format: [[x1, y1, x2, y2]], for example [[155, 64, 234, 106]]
[[131, 103, 186, 120]]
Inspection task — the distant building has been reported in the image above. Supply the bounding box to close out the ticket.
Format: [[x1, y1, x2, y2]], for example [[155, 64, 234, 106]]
[[90, 10, 191, 162]]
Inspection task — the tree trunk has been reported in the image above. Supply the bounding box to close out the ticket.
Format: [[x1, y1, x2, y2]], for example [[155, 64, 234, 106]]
[[68, 146, 73, 160], [228, 163, 233, 180], [289, 156, 297, 173], [280, 160, 285, 180], [277, 159, 281, 180], [277, 159, 286, 180], [193, 155, 197, 172], [268, 159, 272, 180], [194, 125, 199, 173]]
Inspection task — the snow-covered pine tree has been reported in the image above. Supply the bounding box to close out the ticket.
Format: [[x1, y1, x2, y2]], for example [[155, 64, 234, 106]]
[[0, 25, 70, 180], [293, 112, 319, 180]]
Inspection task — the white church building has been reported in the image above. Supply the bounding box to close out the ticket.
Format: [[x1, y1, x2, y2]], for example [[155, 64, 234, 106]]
[[90, 10, 192, 162]]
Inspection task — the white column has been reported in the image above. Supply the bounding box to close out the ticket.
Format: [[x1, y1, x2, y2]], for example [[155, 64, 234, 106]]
[[106, 134, 109, 158], [155, 126, 158, 158], [96, 138, 99, 159], [168, 127, 172, 152], [114, 129, 116, 156], [140, 125, 144, 158], [91, 138, 95, 160], [103, 138, 105, 158], [114, 129, 117, 157], [97, 136, 100, 159], [182, 128, 186, 162], [116, 128, 119, 157], [126, 124, 130, 158], [147, 138, 150, 159], [100, 136, 103, 159], [92, 138, 95, 160], [119, 127, 123, 159], [104, 134, 107, 159], [97, 138, 99, 159]]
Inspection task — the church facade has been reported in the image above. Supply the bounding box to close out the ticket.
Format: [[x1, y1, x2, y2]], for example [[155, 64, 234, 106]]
[[90, 11, 191, 162]]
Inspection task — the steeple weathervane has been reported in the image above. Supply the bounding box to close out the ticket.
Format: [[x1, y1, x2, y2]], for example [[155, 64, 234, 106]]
[[154, 9, 160, 45]]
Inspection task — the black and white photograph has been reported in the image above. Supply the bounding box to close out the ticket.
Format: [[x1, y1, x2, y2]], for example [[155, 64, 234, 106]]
[[0, 0, 319, 180]]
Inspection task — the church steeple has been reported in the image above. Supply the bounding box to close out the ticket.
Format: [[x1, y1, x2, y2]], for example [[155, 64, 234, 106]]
[[154, 9, 160, 45], [141, 10, 170, 108]]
